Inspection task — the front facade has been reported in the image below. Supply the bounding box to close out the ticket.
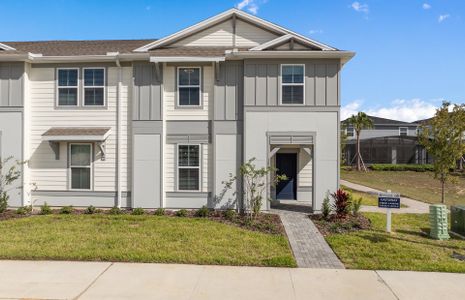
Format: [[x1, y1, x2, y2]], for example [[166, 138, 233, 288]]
[[0, 9, 354, 211]]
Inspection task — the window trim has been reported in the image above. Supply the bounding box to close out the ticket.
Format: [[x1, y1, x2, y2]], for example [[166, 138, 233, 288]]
[[177, 66, 202, 108], [56, 67, 80, 107], [176, 143, 201, 192], [82, 67, 106, 107], [68, 142, 93, 191], [399, 127, 408, 136], [280, 64, 305, 106], [346, 127, 355, 137]]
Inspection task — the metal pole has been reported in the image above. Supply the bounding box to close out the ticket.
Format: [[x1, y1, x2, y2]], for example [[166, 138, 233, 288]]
[[386, 189, 392, 233]]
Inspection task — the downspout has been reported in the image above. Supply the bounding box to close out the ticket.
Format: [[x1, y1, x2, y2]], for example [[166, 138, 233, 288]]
[[115, 53, 122, 208]]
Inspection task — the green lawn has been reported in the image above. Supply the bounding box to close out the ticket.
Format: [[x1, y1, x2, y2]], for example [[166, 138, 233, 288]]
[[0, 215, 296, 267], [326, 213, 465, 273], [341, 170, 465, 206], [342, 186, 407, 207]]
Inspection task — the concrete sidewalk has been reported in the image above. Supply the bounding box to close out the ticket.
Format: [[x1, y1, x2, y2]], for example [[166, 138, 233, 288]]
[[341, 179, 430, 214], [1, 261, 464, 300]]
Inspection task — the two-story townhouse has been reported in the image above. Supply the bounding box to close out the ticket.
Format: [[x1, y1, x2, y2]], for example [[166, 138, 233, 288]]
[[342, 115, 431, 165], [0, 8, 354, 211]]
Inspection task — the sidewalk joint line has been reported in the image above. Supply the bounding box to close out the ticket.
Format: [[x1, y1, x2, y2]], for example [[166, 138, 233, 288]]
[[375, 271, 400, 300], [74, 262, 114, 300]]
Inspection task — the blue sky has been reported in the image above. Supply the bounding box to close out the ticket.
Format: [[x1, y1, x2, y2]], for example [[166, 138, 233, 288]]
[[1, 0, 464, 121]]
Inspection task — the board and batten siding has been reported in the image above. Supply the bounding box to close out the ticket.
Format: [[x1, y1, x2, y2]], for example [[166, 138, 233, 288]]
[[133, 63, 162, 121], [214, 61, 243, 121], [164, 143, 210, 193], [171, 19, 278, 48], [0, 62, 24, 107], [244, 59, 340, 107], [28, 66, 132, 192]]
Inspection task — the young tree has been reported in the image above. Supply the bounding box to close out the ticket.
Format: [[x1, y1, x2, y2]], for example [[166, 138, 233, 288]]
[[346, 112, 374, 171], [0, 156, 22, 213], [419, 102, 465, 204], [223, 158, 286, 221]]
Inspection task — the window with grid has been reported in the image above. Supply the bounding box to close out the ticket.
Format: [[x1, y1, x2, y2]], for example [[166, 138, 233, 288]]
[[177, 144, 200, 191], [84, 68, 105, 106], [399, 127, 408, 136], [57, 68, 78, 106], [281, 65, 304, 104], [178, 67, 201, 106], [69, 144, 92, 190]]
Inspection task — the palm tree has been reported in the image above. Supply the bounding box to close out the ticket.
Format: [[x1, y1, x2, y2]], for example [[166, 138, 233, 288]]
[[346, 112, 374, 171]]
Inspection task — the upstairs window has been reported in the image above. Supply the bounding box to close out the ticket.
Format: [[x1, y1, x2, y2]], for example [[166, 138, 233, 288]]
[[178, 67, 201, 107], [84, 68, 105, 106], [177, 144, 200, 191], [57, 68, 78, 106], [399, 127, 408, 136], [281, 64, 304, 105], [346, 127, 355, 137]]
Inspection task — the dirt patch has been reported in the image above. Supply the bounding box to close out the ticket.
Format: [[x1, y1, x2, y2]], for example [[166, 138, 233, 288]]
[[310, 214, 371, 236], [0, 210, 31, 221]]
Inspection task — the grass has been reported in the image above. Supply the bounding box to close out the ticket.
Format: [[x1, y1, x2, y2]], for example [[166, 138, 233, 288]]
[[341, 170, 465, 206], [342, 186, 407, 207], [325, 213, 465, 273], [0, 214, 296, 267]]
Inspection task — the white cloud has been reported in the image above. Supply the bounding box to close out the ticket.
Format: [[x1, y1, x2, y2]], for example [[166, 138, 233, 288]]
[[309, 29, 324, 35], [342, 99, 439, 122], [422, 3, 431, 10], [236, 0, 266, 15], [438, 14, 450, 23], [351, 2, 369, 14]]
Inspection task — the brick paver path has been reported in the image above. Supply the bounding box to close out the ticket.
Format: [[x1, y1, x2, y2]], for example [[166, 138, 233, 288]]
[[272, 204, 344, 269]]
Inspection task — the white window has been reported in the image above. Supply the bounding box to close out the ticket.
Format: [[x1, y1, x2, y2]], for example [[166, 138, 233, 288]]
[[346, 127, 355, 137], [399, 127, 408, 136], [83, 68, 105, 106], [281, 64, 305, 105], [177, 144, 200, 191], [69, 143, 92, 190], [57, 68, 79, 106], [178, 67, 201, 107]]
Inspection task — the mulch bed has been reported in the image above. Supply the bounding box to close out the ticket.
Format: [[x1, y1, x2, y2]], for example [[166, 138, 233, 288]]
[[310, 214, 371, 236], [0, 210, 31, 221]]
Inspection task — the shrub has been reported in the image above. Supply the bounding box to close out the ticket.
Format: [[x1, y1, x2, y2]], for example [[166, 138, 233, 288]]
[[223, 209, 237, 220], [331, 189, 351, 219], [351, 196, 363, 216], [132, 207, 145, 215], [109, 206, 122, 215], [195, 206, 210, 218], [321, 193, 331, 220], [84, 205, 97, 214], [16, 205, 32, 215], [175, 209, 188, 217], [370, 164, 434, 172], [40, 202, 52, 215], [154, 208, 165, 216], [60, 206, 73, 214], [0, 192, 8, 213]]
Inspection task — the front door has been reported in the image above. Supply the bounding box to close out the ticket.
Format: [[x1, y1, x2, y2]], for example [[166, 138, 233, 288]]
[[276, 153, 297, 200]]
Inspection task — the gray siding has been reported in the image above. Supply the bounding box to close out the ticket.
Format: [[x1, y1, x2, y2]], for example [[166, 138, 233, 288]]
[[0, 63, 24, 107], [133, 63, 162, 120], [214, 61, 244, 120], [244, 59, 340, 107]]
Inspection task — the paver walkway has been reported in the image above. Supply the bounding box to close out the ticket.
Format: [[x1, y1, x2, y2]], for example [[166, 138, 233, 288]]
[[1, 260, 465, 300], [341, 179, 430, 214], [271, 203, 344, 269]]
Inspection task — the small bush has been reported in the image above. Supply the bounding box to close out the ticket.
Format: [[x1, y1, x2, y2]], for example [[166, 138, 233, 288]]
[[321, 193, 331, 220], [351, 197, 363, 216], [16, 205, 32, 215], [40, 202, 52, 215], [0, 192, 8, 213], [132, 207, 145, 215], [84, 205, 97, 214], [175, 209, 188, 217], [109, 206, 122, 215], [331, 189, 351, 219], [194, 206, 210, 218], [60, 206, 73, 214], [223, 209, 237, 220], [154, 208, 165, 216], [370, 164, 434, 172]]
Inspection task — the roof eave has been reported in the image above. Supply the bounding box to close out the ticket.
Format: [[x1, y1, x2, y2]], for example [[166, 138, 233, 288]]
[[226, 50, 356, 64]]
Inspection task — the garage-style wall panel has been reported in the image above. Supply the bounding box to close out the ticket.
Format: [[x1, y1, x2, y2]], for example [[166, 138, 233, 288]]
[[133, 63, 162, 120], [0, 63, 24, 107]]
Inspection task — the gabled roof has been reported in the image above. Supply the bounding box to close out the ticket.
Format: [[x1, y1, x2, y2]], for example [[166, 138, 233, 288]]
[[250, 34, 321, 51], [135, 8, 336, 52], [0, 42, 16, 51], [342, 115, 419, 126]]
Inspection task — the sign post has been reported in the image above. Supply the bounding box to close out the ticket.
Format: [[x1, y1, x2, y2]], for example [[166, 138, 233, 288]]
[[378, 190, 401, 233]]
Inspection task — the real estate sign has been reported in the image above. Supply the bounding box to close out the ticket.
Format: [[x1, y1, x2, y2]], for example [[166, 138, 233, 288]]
[[378, 193, 401, 209]]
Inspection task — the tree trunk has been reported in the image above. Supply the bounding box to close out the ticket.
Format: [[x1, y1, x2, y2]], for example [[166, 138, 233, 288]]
[[356, 133, 361, 171]]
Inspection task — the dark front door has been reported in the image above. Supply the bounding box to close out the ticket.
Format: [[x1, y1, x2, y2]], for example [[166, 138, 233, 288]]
[[276, 153, 297, 200]]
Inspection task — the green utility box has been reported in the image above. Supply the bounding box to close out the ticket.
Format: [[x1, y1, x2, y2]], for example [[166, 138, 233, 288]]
[[450, 205, 465, 236], [429, 204, 450, 240]]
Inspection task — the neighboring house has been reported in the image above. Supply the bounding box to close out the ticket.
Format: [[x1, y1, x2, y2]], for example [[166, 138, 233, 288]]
[[0, 8, 354, 211], [343, 115, 431, 165]]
